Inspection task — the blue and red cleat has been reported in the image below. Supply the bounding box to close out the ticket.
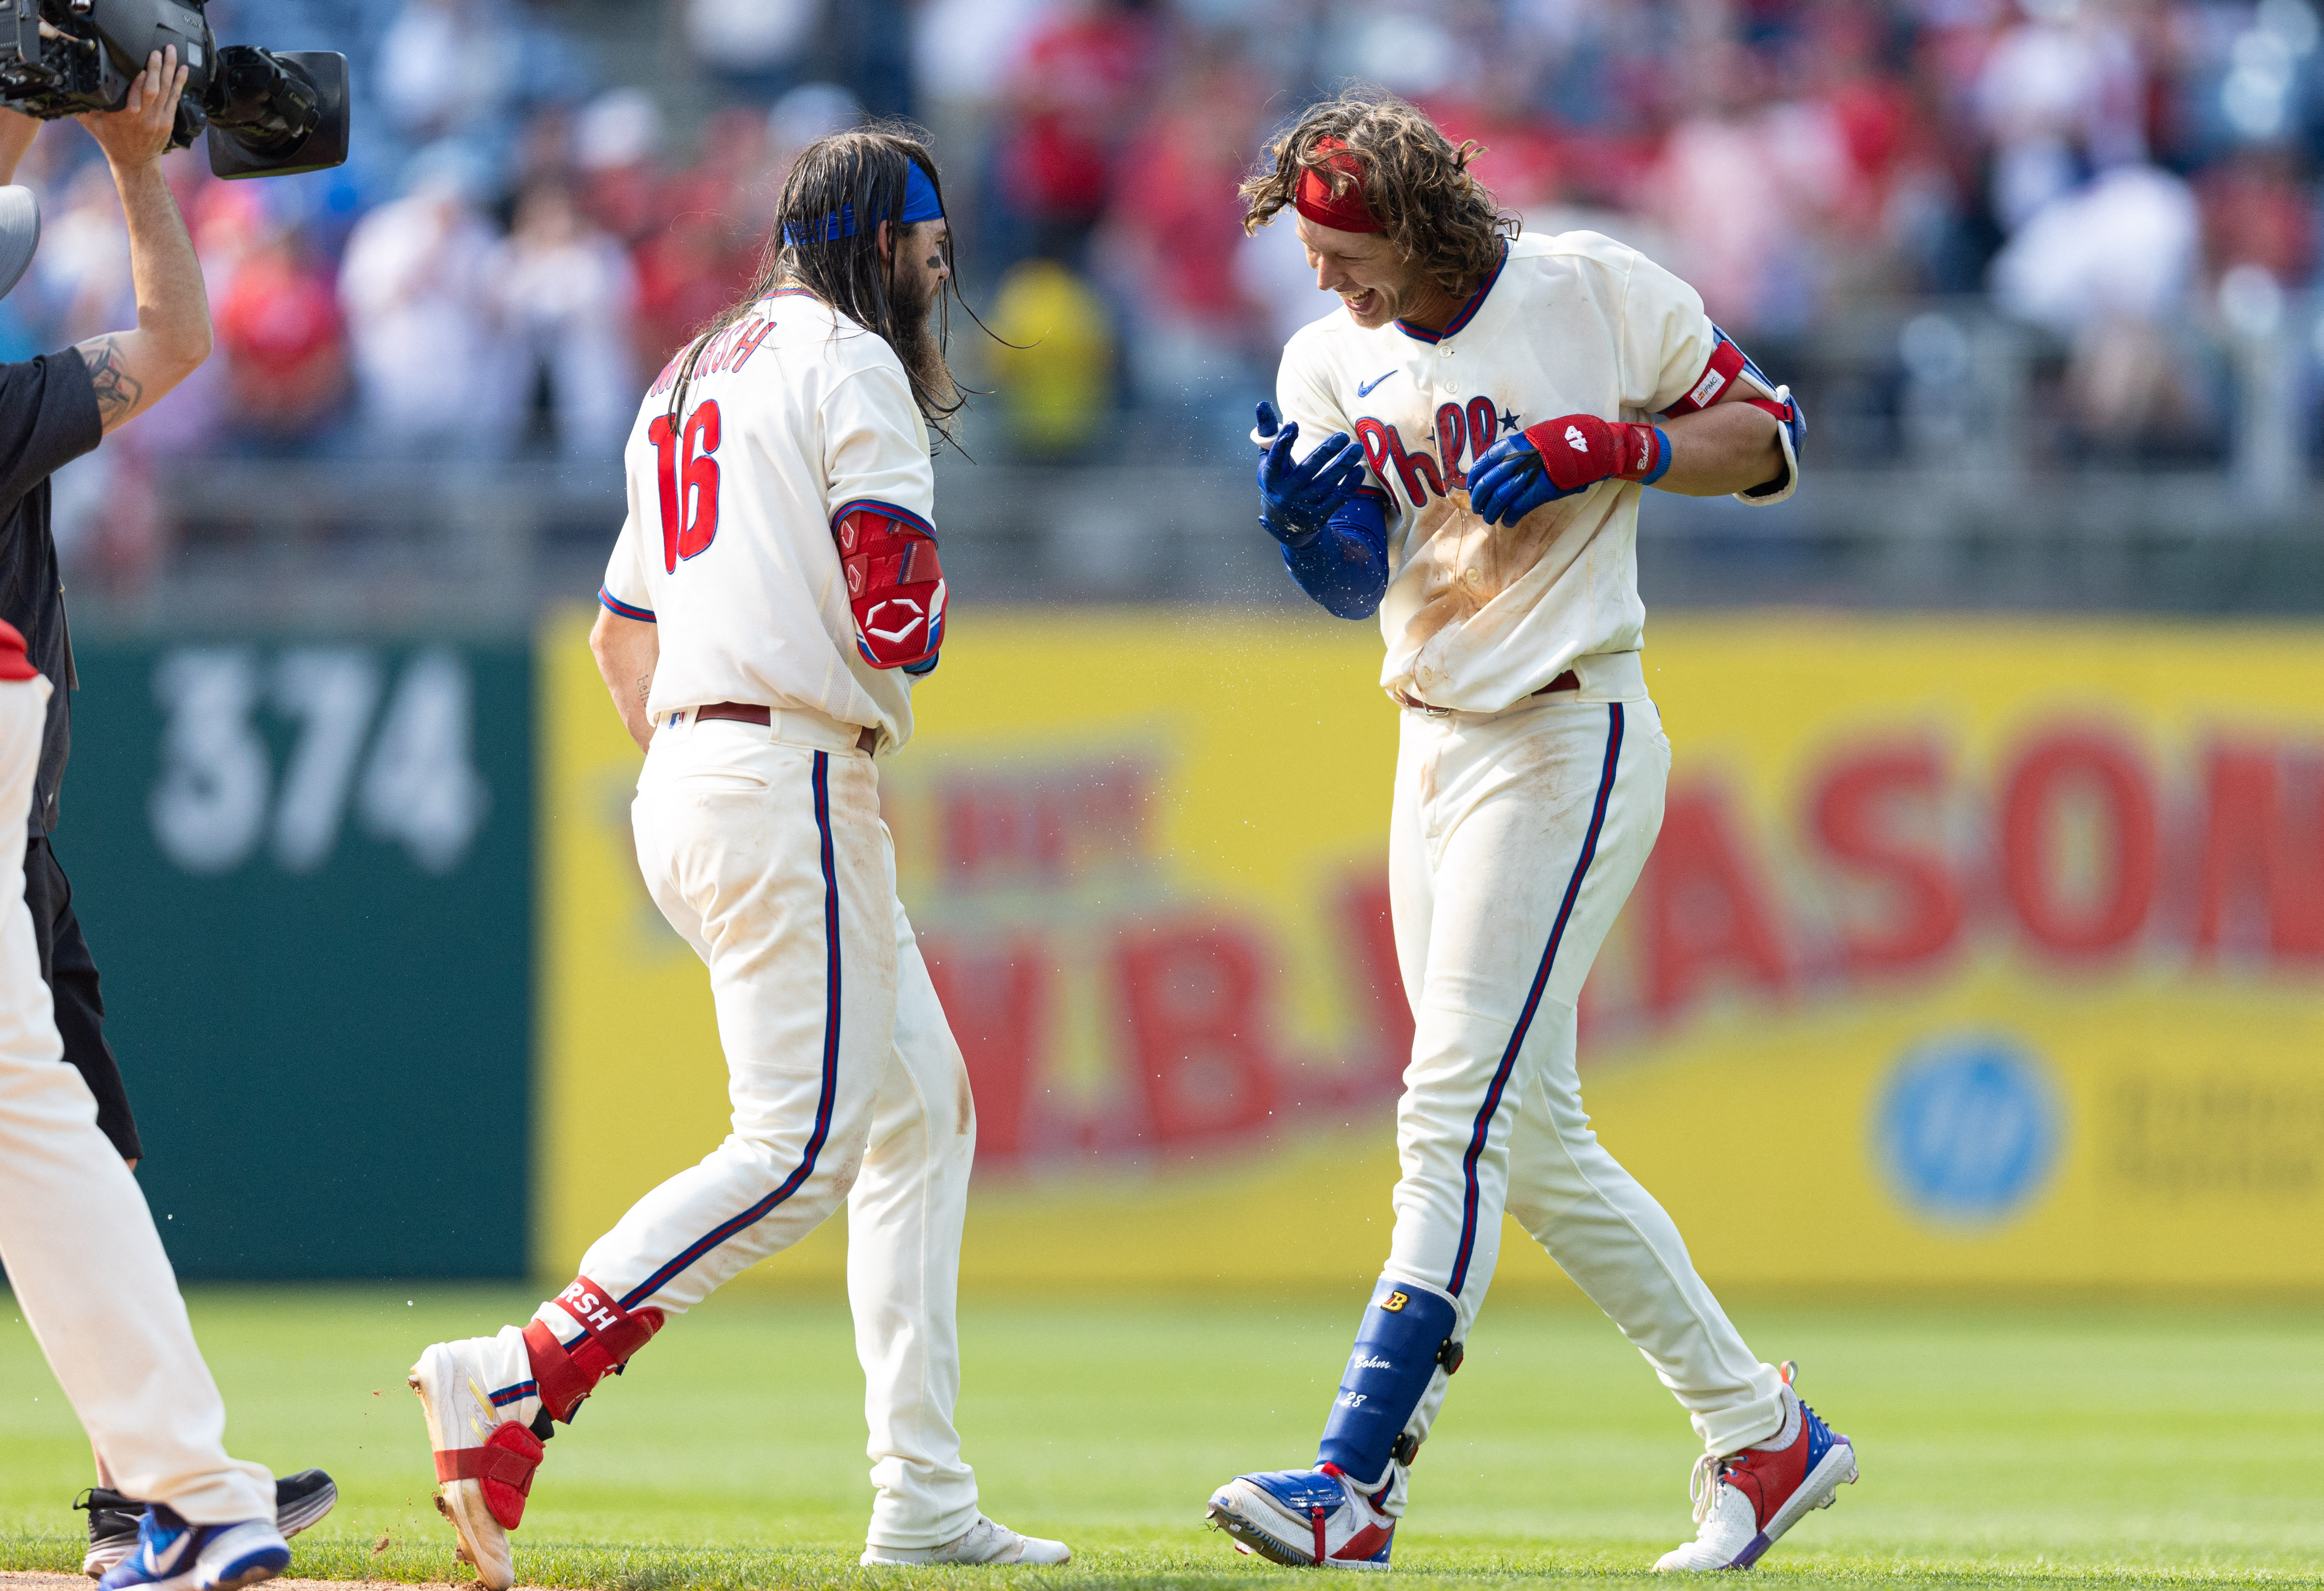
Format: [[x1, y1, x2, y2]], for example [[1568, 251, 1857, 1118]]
[[1206, 1463, 1395, 1569], [1655, 1363, 1858, 1571], [96, 1507, 288, 1591]]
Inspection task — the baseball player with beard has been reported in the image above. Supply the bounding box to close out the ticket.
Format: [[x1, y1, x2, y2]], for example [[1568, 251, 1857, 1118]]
[[1203, 91, 1855, 1573], [407, 128, 1068, 1586]]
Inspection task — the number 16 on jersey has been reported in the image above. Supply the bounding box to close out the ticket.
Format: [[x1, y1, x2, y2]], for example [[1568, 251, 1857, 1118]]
[[648, 400, 722, 572]]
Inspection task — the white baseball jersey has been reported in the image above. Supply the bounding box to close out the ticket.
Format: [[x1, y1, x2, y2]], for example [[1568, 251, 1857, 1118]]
[[1274, 230, 1791, 714], [600, 288, 936, 753]]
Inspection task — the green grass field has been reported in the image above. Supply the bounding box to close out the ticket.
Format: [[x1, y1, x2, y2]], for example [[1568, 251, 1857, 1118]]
[[0, 1287, 2318, 1590]]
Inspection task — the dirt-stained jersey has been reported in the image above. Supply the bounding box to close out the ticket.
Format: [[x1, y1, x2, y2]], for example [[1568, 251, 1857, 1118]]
[[600, 288, 936, 753], [1274, 230, 1792, 714]]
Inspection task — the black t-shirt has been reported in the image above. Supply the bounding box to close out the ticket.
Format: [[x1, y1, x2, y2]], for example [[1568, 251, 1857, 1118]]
[[0, 351, 101, 836]]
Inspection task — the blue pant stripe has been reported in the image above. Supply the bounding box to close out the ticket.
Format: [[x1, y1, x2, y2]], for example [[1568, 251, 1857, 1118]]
[[618, 751, 842, 1312], [1446, 702, 1624, 1297]]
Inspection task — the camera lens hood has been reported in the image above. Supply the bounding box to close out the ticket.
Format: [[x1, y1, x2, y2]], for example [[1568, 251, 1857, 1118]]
[[0, 187, 37, 304]]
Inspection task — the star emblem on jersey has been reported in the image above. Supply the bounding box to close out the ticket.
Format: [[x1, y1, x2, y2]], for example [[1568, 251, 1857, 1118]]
[[1564, 424, 1589, 453], [1500, 407, 1520, 432]]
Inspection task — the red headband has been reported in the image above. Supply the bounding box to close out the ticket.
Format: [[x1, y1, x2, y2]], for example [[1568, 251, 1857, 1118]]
[[1293, 137, 1383, 234]]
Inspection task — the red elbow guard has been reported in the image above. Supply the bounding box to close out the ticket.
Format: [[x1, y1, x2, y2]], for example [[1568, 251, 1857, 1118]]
[[834, 500, 947, 670]]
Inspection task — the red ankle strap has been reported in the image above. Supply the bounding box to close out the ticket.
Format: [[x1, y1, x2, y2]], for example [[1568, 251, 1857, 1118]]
[[524, 1275, 664, 1421]]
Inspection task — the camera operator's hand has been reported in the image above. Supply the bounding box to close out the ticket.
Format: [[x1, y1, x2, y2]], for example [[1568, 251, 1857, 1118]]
[[69, 46, 208, 435], [75, 47, 188, 170], [0, 109, 38, 187]]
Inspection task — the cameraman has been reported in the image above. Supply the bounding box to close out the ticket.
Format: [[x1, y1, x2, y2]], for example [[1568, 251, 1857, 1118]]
[[0, 52, 211, 1171], [0, 49, 334, 1583]]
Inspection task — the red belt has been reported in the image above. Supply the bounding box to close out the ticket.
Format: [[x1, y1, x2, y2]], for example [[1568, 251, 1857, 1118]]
[[696, 701, 877, 754], [1394, 670, 1578, 716]]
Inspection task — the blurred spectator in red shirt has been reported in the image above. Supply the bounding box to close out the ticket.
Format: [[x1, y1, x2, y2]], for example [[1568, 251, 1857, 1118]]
[[218, 226, 349, 444], [1000, 0, 1162, 259], [629, 101, 816, 369], [1103, 38, 1262, 337], [2198, 148, 2314, 287], [1099, 33, 1267, 439]]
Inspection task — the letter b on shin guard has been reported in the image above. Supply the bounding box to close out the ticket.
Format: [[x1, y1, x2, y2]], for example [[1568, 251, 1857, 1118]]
[[1317, 1277, 1459, 1486]]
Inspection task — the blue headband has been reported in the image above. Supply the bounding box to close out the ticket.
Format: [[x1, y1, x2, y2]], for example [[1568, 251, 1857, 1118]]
[[781, 163, 943, 246], [900, 160, 943, 223]]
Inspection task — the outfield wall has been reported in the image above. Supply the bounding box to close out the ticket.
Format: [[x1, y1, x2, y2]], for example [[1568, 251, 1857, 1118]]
[[542, 612, 2324, 1296], [61, 614, 2324, 1289], [68, 641, 532, 1278]]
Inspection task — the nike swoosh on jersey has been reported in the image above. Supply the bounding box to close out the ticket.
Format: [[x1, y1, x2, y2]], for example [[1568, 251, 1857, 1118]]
[[1355, 369, 1397, 397]]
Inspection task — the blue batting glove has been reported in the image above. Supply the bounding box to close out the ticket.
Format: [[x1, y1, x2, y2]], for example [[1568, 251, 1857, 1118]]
[[1256, 401, 1366, 548], [1466, 431, 1565, 527]]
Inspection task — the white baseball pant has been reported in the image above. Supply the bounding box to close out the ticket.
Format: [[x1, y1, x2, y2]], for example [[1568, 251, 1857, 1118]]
[[1373, 678, 1784, 1511], [523, 709, 979, 1548], [0, 673, 274, 1523]]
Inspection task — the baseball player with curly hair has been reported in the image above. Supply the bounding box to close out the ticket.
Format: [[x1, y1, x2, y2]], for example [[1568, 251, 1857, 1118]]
[[406, 126, 1068, 1586], [1202, 90, 1853, 1573]]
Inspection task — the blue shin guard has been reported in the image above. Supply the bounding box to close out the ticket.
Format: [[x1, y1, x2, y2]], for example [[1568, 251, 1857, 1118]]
[[1316, 1276, 1461, 1486]]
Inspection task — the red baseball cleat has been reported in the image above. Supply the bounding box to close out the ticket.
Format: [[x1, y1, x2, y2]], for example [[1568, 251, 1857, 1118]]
[[1655, 1363, 1858, 1571]]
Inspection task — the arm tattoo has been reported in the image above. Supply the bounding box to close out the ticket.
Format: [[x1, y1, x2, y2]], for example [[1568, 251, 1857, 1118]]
[[79, 336, 143, 428]]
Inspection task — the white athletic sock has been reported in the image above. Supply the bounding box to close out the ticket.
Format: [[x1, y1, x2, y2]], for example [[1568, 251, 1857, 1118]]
[[1745, 1384, 1801, 1452]]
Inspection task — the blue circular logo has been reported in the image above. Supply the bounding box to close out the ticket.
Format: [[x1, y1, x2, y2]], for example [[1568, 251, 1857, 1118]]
[[1875, 1036, 2061, 1225]]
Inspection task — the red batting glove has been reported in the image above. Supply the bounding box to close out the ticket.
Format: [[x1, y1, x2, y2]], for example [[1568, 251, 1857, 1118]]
[[1521, 414, 1668, 491]]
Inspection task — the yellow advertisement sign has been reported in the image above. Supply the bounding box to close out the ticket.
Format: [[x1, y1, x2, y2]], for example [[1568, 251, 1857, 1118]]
[[538, 612, 2324, 1293]]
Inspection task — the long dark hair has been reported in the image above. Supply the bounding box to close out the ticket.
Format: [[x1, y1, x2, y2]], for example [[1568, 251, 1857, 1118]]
[[665, 122, 967, 445]]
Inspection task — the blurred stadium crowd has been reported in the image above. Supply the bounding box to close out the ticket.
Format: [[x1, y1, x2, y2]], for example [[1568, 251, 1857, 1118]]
[[11, 0, 2324, 584]]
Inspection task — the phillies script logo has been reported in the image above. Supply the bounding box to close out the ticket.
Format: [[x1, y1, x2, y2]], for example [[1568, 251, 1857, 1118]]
[[1354, 396, 1512, 508]]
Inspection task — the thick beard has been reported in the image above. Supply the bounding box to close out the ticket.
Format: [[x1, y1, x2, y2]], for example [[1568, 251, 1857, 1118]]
[[887, 267, 956, 415]]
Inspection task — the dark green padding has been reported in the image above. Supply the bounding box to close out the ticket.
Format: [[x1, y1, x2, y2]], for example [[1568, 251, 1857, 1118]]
[[60, 640, 533, 1280]]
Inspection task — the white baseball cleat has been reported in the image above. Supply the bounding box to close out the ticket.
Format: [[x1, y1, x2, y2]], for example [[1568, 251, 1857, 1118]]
[[1655, 1366, 1857, 1571], [409, 1339, 546, 1591], [859, 1515, 1071, 1566], [1205, 1464, 1396, 1569]]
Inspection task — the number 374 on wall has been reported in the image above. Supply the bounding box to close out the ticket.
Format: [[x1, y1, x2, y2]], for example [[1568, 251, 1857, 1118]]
[[149, 646, 491, 877]]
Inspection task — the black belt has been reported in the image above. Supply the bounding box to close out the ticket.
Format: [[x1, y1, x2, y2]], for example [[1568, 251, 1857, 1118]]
[[695, 701, 876, 754]]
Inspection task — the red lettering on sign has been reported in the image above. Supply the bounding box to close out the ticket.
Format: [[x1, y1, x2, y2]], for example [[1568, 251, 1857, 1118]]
[[1117, 924, 1279, 1147], [938, 765, 1149, 886], [924, 938, 1049, 1169], [2001, 730, 2156, 956], [1641, 785, 1788, 1014], [1809, 744, 1962, 973], [2192, 742, 2324, 961]]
